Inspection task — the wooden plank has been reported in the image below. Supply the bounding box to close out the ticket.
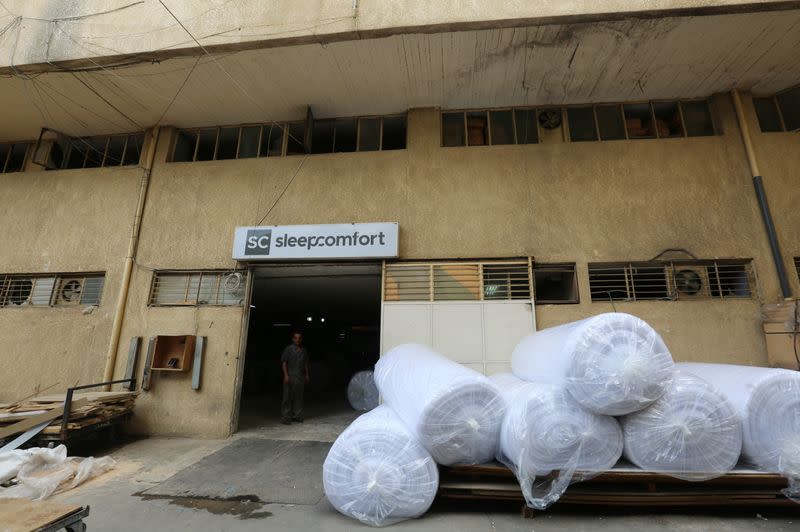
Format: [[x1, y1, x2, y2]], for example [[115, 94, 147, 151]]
[[191, 336, 206, 390], [0, 398, 87, 439], [141, 336, 157, 391], [29, 391, 137, 403], [123, 336, 141, 390], [0, 499, 83, 532]]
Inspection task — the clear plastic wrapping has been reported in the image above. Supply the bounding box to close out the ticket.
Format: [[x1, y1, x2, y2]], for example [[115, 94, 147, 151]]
[[322, 405, 439, 527], [347, 370, 380, 412], [511, 313, 675, 415], [620, 371, 742, 481], [490, 373, 623, 509], [677, 362, 800, 497], [374, 343, 506, 465], [0, 445, 116, 500]]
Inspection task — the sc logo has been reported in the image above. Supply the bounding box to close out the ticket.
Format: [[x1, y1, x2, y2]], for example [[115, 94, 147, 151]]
[[245, 229, 272, 255]]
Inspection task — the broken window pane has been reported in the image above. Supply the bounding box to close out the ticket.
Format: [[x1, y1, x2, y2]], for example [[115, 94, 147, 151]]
[[311, 120, 335, 154], [123, 134, 144, 166], [83, 138, 107, 168], [441, 112, 465, 147], [534, 264, 578, 303], [6, 144, 28, 172], [286, 123, 306, 155], [653, 101, 683, 138], [681, 101, 714, 137], [489, 110, 514, 145], [624, 103, 655, 139], [776, 86, 800, 131], [105, 136, 126, 166], [567, 106, 597, 142], [381, 116, 406, 150], [753, 98, 783, 132], [65, 142, 88, 169], [466, 111, 488, 146], [195, 129, 217, 161], [238, 126, 260, 158], [358, 118, 380, 152], [216, 127, 239, 160], [260, 125, 285, 157], [81, 276, 105, 305], [333, 118, 357, 153], [513, 109, 538, 144], [173, 131, 196, 162], [595, 104, 626, 140]]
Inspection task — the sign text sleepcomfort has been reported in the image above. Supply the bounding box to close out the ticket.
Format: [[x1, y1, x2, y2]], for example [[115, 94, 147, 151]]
[[233, 223, 399, 260]]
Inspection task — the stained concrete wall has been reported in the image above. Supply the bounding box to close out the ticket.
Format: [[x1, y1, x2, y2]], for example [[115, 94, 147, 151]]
[[1, 0, 794, 70], [1, 92, 797, 437]]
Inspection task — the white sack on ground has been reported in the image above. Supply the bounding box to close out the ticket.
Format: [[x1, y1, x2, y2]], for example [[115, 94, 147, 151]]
[[511, 313, 674, 416], [677, 362, 800, 496], [0, 445, 116, 500], [490, 374, 623, 509], [621, 371, 742, 481], [374, 344, 506, 465], [347, 370, 379, 412], [322, 405, 438, 527]]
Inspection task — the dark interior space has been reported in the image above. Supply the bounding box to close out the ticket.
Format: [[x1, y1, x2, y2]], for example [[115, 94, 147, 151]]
[[238, 264, 381, 429]]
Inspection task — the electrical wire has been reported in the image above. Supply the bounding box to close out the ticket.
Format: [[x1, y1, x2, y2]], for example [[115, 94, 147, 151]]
[[257, 154, 309, 225]]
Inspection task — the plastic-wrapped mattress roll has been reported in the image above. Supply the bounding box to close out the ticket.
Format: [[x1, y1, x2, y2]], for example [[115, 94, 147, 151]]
[[676, 362, 800, 490], [347, 370, 379, 412], [490, 373, 623, 509], [374, 344, 506, 465], [511, 313, 674, 416], [620, 371, 742, 480], [323, 405, 439, 527]]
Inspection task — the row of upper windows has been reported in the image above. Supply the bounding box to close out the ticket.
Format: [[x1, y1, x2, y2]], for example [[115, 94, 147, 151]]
[[441, 99, 716, 147], [1, 91, 796, 174]]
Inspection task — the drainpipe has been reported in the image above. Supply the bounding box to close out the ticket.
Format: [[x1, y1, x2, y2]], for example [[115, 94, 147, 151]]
[[731, 90, 792, 299], [102, 126, 161, 387]]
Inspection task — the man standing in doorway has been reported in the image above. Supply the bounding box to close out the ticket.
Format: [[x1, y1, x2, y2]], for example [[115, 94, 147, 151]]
[[281, 331, 309, 425]]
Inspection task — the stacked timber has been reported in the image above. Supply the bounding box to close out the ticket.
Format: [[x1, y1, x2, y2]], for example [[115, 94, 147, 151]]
[[0, 391, 137, 439]]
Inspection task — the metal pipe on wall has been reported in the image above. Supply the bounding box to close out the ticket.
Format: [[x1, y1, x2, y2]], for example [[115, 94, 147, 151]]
[[731, 90, 792, 299], [102, 126, 162, 387]]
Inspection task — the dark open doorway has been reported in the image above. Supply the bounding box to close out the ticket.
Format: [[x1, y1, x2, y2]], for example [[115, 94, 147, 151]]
[[238, 263, 381, 430]]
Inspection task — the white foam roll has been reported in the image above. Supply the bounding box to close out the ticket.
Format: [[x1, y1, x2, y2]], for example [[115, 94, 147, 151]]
[[374, 344, 506, 465], [511, 313, 674, 416], [347, 370, 379, 412], [621, 371, 742, 481], [676, 362, 800, 479], [323, 405, 439, 527], [490, 373, 623, 508]]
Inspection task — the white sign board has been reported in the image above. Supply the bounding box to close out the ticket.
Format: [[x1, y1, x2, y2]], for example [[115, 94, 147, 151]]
[[233, 223, 399, 260]]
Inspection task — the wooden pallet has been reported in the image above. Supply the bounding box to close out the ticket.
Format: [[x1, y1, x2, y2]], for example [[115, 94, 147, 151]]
[[438, 462, 800, 512]]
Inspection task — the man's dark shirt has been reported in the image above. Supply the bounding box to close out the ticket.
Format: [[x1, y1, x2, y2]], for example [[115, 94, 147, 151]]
[[281, 344, 307, 378]]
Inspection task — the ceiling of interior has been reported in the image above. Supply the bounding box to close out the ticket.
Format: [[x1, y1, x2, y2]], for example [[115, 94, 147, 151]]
[[1, 10, 799, 141]]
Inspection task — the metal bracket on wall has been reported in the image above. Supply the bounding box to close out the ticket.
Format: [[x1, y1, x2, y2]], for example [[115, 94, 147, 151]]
[[122, 337, 141, 390], [191, 336, 206, 391], [141, 337, 157, 391]]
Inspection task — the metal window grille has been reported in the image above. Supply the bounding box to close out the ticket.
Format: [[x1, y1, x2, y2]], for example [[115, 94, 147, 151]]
[[795, 257, 800, 283], [150, 271, 248, 306], [383, 260, 531, 302], [0, 273, 105, 307], [588, 260, 753, 302]]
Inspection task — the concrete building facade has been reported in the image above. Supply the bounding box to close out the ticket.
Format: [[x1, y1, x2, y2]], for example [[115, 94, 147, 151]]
[[0, 1, 798, 437]]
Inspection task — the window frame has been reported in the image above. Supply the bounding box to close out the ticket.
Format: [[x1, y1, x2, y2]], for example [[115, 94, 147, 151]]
[[440, 107, 542, 147], [0, 142, 31, 173], [755, 85, 800, 133], [588, 259, 753, 302], [61, 133, 144, 169], [149, 270, 248, 307], [532, 262, 580, 305], [0, 272, 105, 308]]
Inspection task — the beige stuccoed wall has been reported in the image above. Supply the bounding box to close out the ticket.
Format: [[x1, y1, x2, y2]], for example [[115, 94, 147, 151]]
[[0, 0, 793, 69], [1, 91, 795, 436], [0, 165, 142, 402]]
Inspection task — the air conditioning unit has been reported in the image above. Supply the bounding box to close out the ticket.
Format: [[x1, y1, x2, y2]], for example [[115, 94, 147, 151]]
[[668, 265, 710, 300], [56, 278, 85, 305]]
